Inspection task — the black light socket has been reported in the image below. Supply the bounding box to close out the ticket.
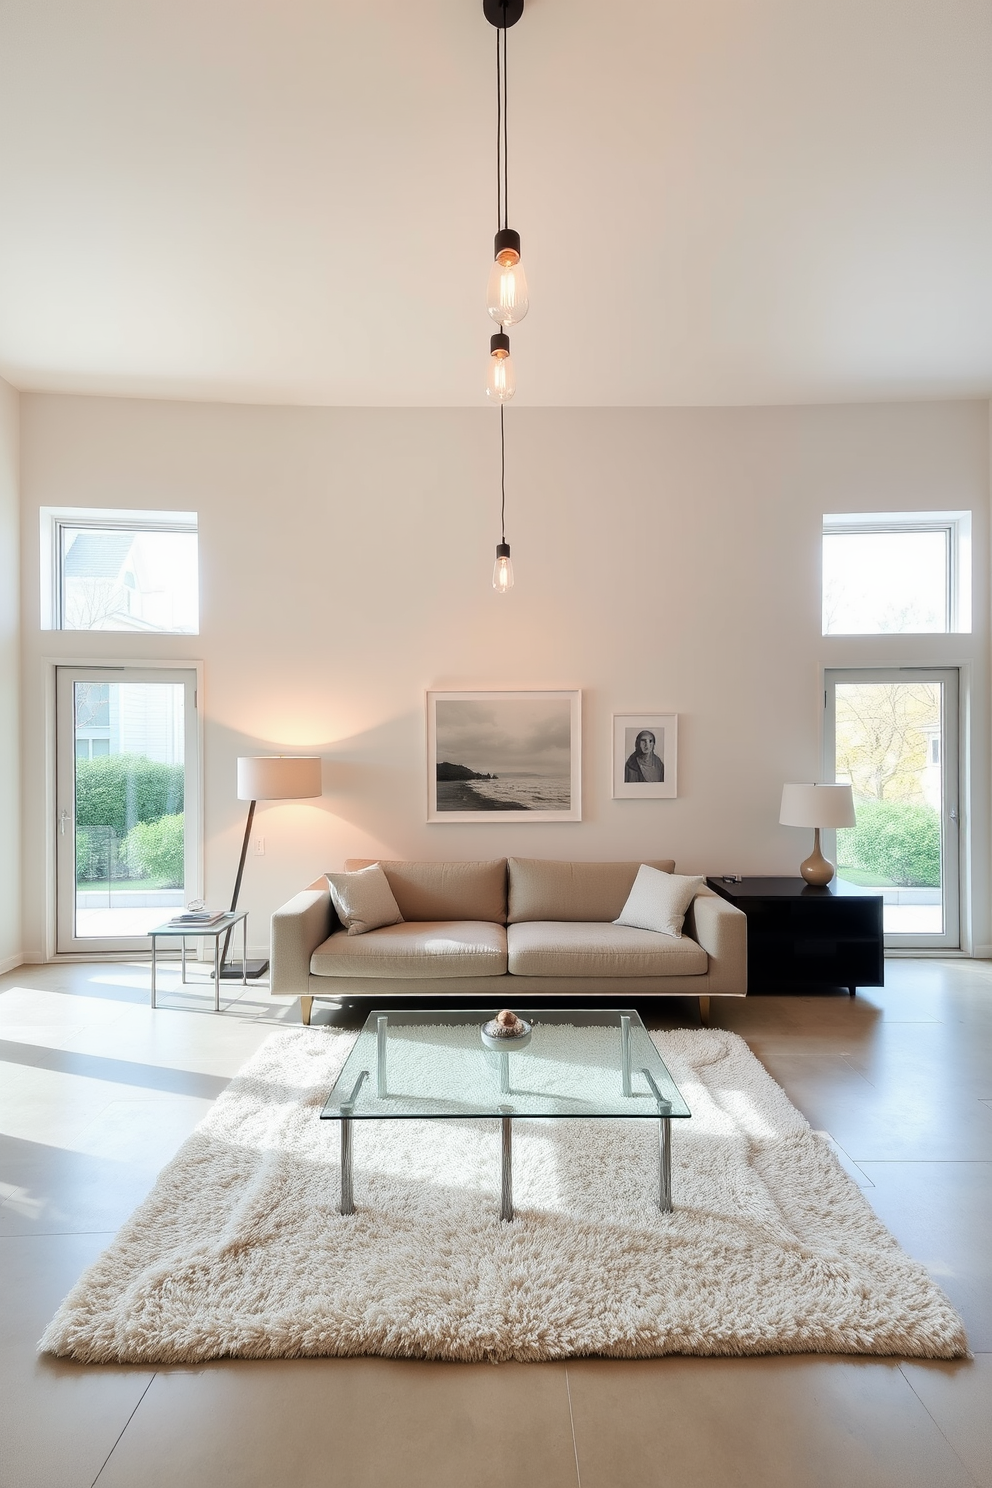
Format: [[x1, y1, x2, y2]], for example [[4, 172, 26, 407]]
[[495, 542, 511, 559], [494, 227, 521, 263], [483, 0, 524, 28], [490, 332, 510, 357]]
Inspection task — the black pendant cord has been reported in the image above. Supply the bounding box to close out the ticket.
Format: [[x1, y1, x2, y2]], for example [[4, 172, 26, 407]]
[[502, 22, 508, 230], [500, 404, 507, 544], [495, 25, 502, 232], [496, 21, 508, 232]]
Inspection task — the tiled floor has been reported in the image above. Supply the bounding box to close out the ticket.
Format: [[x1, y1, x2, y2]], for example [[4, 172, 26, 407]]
[[1, 959, 990, 1488]]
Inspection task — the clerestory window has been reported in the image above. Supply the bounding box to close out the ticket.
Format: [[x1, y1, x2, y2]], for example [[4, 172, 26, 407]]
[[822, 511, 971, 636], [41, 508, 199, 634]]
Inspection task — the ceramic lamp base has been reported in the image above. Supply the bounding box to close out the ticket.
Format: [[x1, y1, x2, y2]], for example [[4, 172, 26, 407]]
[[800, 827, 835, 886]]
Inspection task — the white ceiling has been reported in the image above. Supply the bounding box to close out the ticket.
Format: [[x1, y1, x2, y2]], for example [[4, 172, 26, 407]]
[[1, 0, 990, 407]]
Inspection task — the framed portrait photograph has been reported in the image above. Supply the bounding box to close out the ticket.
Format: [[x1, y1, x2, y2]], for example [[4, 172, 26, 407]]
[[612, 714, 678, 799], [427, 690, 581, 822]]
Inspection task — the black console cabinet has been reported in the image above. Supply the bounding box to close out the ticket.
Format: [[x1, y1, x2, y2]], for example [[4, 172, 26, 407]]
[[705, 877, 884, 996]]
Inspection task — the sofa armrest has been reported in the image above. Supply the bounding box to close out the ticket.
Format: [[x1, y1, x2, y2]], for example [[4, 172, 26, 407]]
[[685, 889, 747, 995], [270, 882, 334, 998]]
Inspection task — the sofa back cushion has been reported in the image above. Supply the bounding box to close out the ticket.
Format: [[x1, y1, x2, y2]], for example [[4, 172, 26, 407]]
[[344, 859, 508, 924], [507, 858, 677, 923]]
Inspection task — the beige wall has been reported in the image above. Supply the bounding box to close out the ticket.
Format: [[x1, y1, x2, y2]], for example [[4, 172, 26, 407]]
[[0, 378, 20, 970], [17, 394, 992, 959]]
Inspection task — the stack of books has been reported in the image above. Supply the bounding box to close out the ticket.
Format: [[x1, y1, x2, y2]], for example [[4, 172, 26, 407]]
[[168, 908, 228, 927]]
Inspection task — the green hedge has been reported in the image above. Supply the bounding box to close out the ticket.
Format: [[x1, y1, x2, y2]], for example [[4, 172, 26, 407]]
[[75, 825, 124, 883], [840, 799, 940, 888], [75, 755, 184, 835], [120, 814, 185, 887]]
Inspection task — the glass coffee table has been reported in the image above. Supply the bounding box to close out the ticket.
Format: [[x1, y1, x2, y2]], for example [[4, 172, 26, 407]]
[[319, 1008, 691, 1221]]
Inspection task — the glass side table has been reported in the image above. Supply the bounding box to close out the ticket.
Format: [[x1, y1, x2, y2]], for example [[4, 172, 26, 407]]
[[147, 912, 249, 1012]]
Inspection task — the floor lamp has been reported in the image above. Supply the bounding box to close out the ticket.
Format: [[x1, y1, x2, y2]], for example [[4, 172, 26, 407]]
[[219, 755, 323, 979]]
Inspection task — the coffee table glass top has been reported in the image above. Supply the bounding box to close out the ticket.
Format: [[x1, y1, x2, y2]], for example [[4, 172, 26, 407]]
[[319, 1008, 690, 1122]]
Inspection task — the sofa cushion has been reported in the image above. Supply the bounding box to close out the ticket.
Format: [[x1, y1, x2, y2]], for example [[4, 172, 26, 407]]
[[311, 921, 508, 979], [614, 865, 705, 938], [325, 863, 403, 936], [345, 859, 507, 925], [506, 921, 707, 978], [507, 858, 677, 924]]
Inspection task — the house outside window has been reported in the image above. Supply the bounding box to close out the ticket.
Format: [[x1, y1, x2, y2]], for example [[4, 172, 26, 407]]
[[41, 508, 199, 634]]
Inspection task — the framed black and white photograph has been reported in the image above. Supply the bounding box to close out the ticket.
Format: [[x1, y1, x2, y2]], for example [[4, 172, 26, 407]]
[[427, 690, 581, 822], [612, 713, 678, 799]]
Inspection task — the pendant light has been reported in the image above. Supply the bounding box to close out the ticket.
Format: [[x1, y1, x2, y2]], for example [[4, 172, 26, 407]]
[[484, 0, 525, 593], [485, 1, 528, 329], [486, 332, 515, 403], [492, 406, 514, 593]]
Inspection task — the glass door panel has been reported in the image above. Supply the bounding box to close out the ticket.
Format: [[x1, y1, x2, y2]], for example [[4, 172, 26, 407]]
[[56, 667, 199, 953], [825, 668, 959, 949]]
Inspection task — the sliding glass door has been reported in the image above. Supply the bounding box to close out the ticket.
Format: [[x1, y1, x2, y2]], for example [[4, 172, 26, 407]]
[[56, 667, 199, 953], [824, 668, 959, 949]]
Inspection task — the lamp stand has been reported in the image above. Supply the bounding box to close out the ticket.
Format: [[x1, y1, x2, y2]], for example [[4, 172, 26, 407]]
[[219, 798, 270, 979], [800, 827, 835, 886]]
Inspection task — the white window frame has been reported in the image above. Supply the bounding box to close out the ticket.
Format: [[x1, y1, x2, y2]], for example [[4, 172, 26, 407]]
[[822, 510, 972, 636], [823, 666, 961, 952], [43, 656, 205, 961], [40, 506, 199, 633]]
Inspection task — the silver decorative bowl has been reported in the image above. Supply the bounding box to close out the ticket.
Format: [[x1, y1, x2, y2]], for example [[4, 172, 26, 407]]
[[481, 1013, 532, 1051]]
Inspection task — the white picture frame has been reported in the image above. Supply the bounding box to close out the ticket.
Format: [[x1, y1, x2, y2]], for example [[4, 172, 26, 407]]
[[427, 690, 582, 822], [612, 714, 678, 799]]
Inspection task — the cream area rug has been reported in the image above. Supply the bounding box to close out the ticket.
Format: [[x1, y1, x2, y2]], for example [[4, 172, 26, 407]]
[[40, 1027, 968, 1364]]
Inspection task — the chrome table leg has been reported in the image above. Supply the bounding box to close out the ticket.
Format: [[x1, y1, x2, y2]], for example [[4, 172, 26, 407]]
[[340, 1115, 354, 1215], [338, 1070, 368, 1216], [376, 1015, 388, 1097], [620, 1014, 632, 1097], [642, 1067, 674, 1213], [500, 1108, 514, 1221], [659, 1115, 672, 1213]]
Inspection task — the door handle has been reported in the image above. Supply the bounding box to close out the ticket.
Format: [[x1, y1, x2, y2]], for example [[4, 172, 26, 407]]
[[949, 807, 959, 824], [60, 809, 69, 836]]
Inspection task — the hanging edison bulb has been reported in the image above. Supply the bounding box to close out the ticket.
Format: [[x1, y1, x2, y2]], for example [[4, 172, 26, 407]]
[[492, 541, 514, 593], [487, 228, 529, 326], [486, 332, 515, 402]]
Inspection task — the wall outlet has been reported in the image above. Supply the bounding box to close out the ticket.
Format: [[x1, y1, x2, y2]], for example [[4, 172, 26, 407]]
[[253, 835, 265, 855]]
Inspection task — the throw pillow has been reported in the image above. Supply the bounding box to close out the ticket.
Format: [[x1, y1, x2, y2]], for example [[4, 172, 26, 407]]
[[325, 863, 403, 936], [614, 863, 704, 939]]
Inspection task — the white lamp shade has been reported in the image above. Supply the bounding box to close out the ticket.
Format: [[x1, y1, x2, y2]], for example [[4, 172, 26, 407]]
[[779, 783, 856, 829], [237, 756, 322, 801]]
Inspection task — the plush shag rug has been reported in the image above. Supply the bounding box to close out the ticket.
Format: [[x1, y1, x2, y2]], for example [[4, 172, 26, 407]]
[[40, 1026, 968, 1364]]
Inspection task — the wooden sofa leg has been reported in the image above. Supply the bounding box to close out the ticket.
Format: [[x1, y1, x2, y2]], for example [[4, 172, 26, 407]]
[[698, 995, 710, 1027], [300, 996, 313, 1027]]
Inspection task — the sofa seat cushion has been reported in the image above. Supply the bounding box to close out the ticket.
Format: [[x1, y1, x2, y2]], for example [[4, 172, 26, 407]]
[[311, 921, 508, 979], [506, 921, 708, 978]]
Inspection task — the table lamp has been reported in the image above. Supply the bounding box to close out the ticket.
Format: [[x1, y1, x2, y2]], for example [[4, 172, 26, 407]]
[[779, 783, 856, 886], [220, 755, 323, 979]]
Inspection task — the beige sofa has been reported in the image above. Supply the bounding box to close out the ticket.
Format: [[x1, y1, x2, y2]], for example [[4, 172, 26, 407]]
[[270, 857, 747, 1026]]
